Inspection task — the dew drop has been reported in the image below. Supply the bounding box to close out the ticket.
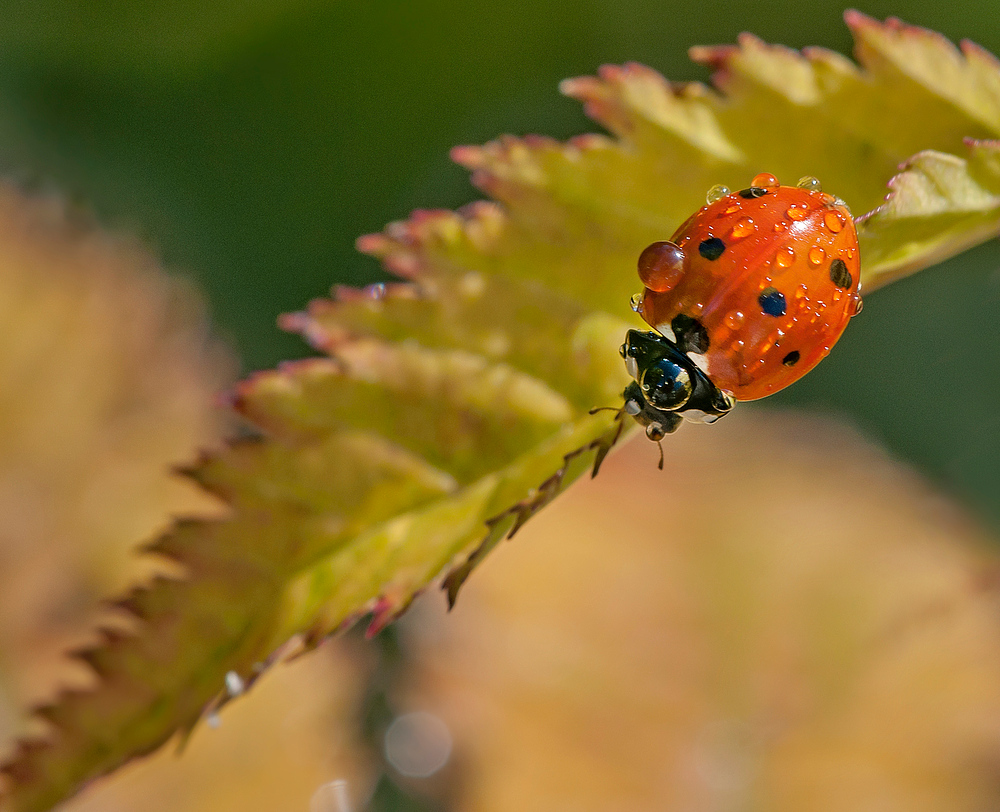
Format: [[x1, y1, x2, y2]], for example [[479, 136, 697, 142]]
[[795, 283, 809, 301], [724, 310, 746, 330], [691, 301, 706, 316], [637, 241, 685, 292], [706, 184, 731, 204], [724, 204, 741, 214], [824, 210, 845, 232], [630, 293, 643, 313], [733, 338, 746, 351], [796, 176, 822, 193], [773, 220, 788, 233], [775, 246, 795, 268], [731, 217, 755, 239], [850, 296, 864, 316], [808, 246, 826, 266], [786, 206, 807, 221], [751, 172, 779, 189]]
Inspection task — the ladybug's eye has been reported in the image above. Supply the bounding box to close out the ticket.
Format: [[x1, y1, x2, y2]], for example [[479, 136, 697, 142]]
[[639, 357, 692, 410]]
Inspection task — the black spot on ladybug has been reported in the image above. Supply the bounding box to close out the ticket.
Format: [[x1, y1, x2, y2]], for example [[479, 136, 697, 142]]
[[758, 287, 786, 317], [671, 314, 710, 354], [698, 237, 726, 261], [782, 350, 800, 366], [738, 187, 767, 199], [830, 258, 852, 289]]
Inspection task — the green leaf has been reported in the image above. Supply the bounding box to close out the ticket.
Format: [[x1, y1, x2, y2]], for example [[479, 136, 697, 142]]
[[856, 141, 1000, 287], [9, 13, 1000, 810]]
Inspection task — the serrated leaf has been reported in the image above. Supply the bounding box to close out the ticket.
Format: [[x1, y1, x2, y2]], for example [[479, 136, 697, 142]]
[[9, 14, 1000, 811]]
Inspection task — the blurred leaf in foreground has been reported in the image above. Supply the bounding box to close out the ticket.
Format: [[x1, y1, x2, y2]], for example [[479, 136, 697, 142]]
[[8, 13, 1000, 811], [0, 182, 231, 780]]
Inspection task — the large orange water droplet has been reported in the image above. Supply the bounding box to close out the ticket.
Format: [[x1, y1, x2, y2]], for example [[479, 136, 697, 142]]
[[775, 246, 795, 268], [824, 210, 845, 233], [751, 172, 779, 189], [637, 241, 684, 292]]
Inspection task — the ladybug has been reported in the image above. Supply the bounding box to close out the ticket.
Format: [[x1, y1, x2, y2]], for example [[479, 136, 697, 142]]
[[619, 173, 862, 463]]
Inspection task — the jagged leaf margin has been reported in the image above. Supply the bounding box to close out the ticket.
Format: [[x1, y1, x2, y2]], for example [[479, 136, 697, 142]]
[[8, 12, 1000, 812]]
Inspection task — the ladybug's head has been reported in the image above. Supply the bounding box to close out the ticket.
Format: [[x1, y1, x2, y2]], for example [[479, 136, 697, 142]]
[[620, 330, 734, 441]]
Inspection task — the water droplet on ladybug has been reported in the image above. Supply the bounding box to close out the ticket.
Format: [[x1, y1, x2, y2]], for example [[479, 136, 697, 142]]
[[773, 220, 788, 233], [691, 301, 705, 316], [850, 296, 864, 316], [724, 204, 741, 214], [731, 217, 755, 239], [775, 246, 795, 268], [637, 241, 685, 292], [786, 206, 807, 221], [796, 176, 822, 193], [751, 172, 779, 189], [824, 210, 845, 233], [706, 184, 731, 204], [630, 293, 643, 312], [795, 283, 809, 301], [808, 246, 826, 266], [724, 310, 746, 330]]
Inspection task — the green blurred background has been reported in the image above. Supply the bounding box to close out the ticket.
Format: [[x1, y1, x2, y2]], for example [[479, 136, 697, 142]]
[[0, 0, 997, 526]]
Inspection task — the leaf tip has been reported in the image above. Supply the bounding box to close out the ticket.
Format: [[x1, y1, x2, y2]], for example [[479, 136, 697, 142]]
[[842, 8, 874, 32], [442, 567, 470, 610], [449, 144, 483, 168]]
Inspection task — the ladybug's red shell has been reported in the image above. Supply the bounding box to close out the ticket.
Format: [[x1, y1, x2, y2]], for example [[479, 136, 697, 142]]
[[637, 177, 862, 401]]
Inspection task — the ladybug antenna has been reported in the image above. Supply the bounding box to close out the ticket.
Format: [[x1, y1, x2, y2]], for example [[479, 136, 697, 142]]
[[656, 439, 665, 470], [588, 405, 621, 415]]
